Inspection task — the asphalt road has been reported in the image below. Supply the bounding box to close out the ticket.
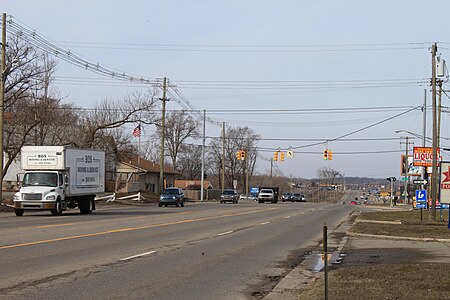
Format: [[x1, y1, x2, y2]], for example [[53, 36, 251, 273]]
[[0, 200, 354, 300]]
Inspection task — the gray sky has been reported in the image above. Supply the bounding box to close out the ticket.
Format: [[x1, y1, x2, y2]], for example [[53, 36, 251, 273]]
[[3, 1, 450, 178]]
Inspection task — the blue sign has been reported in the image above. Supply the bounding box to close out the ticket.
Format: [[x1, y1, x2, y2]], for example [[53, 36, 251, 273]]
[[416, 203, 427, 209], [415, 190, 427, 202], [250, 187, 259, 195]]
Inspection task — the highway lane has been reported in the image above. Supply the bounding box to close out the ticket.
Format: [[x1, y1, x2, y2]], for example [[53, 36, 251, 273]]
[[0, 200, 354, 299]]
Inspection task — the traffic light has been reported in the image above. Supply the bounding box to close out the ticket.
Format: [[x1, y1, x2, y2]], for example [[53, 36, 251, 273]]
[[236, 151, 242, 160], [323, 150, 329, 160], [280, 151, 285, 161], [241, 150, 246, 160], [328, 150, 333, 161], [274, 151, 278, 161]]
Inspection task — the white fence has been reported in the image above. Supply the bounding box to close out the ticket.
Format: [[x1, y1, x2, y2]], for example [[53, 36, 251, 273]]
[[94, 192, 145, 203]]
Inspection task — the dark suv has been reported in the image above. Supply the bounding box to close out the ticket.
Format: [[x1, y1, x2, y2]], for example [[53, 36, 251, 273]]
[[220, 189, 239, 204], [159, 187, 185, 207]]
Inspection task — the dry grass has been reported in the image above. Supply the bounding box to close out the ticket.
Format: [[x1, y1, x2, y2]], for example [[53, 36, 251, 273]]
[[299, 209, 450, 299], [351, 210, 450, 239], [299, 264, 450, 300]]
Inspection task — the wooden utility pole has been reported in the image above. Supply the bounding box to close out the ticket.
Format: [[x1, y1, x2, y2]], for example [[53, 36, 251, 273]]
[[221, 122, 225, 192], [159, 77, 168, 193], [0, 13, 6, 203], [431, 43, 437, 220], [245, 139, 249, 195]]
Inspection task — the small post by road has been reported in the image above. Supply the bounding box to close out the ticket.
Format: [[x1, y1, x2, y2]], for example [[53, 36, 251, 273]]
[[323, 222, 328, 300]]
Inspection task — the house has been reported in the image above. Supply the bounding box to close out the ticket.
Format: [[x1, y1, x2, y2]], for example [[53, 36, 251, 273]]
[[174, 180, 213, 190], [115, 154, 180, 193]]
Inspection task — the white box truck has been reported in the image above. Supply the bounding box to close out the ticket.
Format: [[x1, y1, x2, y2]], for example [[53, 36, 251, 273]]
[[13, 146, 105, 216]]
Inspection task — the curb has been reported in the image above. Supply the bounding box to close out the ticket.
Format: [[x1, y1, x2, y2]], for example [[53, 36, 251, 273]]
[[346, 231, 450, 243]]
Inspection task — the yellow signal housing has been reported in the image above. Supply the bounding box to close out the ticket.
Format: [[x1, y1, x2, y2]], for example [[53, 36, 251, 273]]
[[241, 150, 246, 160], [323, 150, 328, 160], [328, 150, 333, 160], [280, 151, 285, 161], [274, 151, 278, 161]]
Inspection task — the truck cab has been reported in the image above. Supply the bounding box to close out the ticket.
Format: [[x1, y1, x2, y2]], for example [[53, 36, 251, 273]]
[[14, 171, 67, 216]]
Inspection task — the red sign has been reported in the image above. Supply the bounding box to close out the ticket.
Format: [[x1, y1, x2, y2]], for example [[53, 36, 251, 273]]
[[413, 147, 441, 167]]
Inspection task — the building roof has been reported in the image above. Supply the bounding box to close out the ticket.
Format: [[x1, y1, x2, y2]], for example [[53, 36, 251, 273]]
[[119, 154, 180, 175]]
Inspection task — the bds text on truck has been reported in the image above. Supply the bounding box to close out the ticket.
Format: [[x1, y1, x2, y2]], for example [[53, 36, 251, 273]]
[[13, 146, 105, 216]]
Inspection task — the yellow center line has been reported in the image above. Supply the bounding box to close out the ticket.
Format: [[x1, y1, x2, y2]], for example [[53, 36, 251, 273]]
[[0, 207, 277, 250]]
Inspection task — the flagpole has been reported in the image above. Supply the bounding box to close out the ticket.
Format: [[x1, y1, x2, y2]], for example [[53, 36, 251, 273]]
[[138, 129, 140, 176]]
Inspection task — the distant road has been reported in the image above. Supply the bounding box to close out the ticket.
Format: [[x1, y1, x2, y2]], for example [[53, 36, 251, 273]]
[[0, 200, 354, 300]]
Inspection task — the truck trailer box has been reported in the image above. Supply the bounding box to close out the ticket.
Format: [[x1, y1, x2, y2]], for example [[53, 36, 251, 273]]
[[20, 146, 105, 196]]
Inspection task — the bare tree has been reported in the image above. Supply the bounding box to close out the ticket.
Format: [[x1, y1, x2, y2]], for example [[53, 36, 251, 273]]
[[176, 144, 203, 180], [207, 126, 260, 191], [71, 90, 158, 149], [2, 34, 58, 178], [316, 167, 342, 186], [157, 110, 200, 170]]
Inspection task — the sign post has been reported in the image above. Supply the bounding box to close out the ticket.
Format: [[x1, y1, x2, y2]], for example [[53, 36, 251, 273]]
[[415, 189, 427, 221]]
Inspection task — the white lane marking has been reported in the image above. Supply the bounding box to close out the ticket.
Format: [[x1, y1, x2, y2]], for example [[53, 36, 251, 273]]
[[284, 216, 291, 219], [120, 250, 156, 261], [260, 221, 270, 225], [218, 230, 234, 236]]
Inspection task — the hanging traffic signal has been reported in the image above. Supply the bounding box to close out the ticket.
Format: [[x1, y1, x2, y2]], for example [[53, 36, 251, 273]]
[[328, 150, 333, 161], [241, 150, 246, 160], [323, 150, 329, 160], [236, 151, 242, 160], [280, 151, 285, 161], [274, 151, 278, 161]]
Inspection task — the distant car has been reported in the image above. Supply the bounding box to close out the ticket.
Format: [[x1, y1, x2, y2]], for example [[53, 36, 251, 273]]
[[349, 200, 358, 205], [159, 187, 185, 207], [220, 189, 239, 204], [293, 193, 305, 202], [281, 192, 294, 202], [239, 194, 256, 201]]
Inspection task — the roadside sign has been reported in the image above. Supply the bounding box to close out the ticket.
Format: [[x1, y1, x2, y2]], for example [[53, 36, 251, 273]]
[[413, 179, 428, 185], [440, 162, 450, 204], [415, 190, 427, 202], [401, 177, 408, 181], [415, 203, 427, 209], [287, 150, 294, 158], [413, 147, 441, 167]]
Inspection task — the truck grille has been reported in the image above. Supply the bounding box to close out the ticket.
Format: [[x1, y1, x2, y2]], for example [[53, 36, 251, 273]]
[[23, 193, 43, 200]]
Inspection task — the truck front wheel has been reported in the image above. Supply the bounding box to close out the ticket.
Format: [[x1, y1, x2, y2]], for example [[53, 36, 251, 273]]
[[15, 209, 24, 216], [51, 199, 63, 216]]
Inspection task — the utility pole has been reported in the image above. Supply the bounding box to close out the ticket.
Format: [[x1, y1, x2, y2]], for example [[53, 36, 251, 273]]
[[159, 77, 168, 193], [431, 43, 438, 220], [221, 122, 225, 192], [0, 13, 6, 203], [269, 158, 273, 186], [200, 109, 206, 201], [245, 139, 249, 195]]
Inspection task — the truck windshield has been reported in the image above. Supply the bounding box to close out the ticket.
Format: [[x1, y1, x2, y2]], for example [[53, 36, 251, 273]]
[[23, 172, 58, 187]]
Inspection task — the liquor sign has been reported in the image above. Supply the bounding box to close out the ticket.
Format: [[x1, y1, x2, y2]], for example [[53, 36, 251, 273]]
[[413, 147, 441, 167], [440, 162, 450, 204]]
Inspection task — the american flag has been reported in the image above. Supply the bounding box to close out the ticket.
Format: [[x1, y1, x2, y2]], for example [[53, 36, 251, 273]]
[[133, 124, 141, 137]]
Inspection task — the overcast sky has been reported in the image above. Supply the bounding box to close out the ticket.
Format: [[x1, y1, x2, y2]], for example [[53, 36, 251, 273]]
[[3, 1, 450, 179]]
